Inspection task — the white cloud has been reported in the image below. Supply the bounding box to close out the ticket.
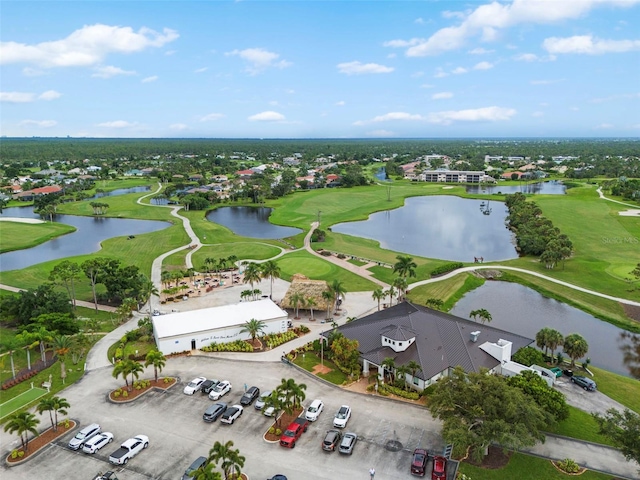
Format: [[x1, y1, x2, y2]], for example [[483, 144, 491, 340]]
[[427, 106, 516, 125], [0, 24, 178, 68], [337, 61, 394, 75], [452, 67, 468, 74], [473, 61, 494, 70], [92, 65, 136, 78], [165, 50, 176, 56], [18, 119, 57, 127], [169, 123, 188, 131], [226, 48, 291, 75], [336, 100, 346, 106], [432, 92, 454, 100], [1, 91, 36, 103], [532, 111, 544, 117], [591, 92, 640, 103], [514, 53, 539, 62], [420, 84, 435, 89], [141, 75, 158, 83], [354, 112, 425, 125], [39, 90, 62, 100], [411, 71, 424, 78], [248, 111, 285, 122], [200, 113, 225, 121], [442, 10, 466, 20], [468, 47, 494, 55], [434, 68, 449, 78], [194, 67, 208, 73], [22, 67, 45, 76], [414, 17, 425, 24], [367, 129, 395, 137], [530, 79, 563, 85], [395, 0, 638, 57], [543, 35, 640, 54], [383, 38, 424, 48], [570, 106, 580, 111], [97, 120, 137, 128]]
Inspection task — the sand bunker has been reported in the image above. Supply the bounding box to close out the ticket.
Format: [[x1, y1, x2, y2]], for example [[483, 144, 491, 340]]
[[0, 217, 45, 224], [442, 186, 454, 189], [619, 209, 640, 217]]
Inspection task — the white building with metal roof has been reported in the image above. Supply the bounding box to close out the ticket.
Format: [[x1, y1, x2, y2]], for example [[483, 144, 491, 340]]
[[152, 299, 288, 355]]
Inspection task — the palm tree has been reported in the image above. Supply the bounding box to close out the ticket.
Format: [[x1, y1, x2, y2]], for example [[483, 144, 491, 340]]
[[0, 336, 21, 379], [469, 308, 492, 325], [385, 286, 396, 307], [405, 360, 422, 387], [189, 462, 222, 480], [535, 327, 552, 356], [144, 349, 166, 382], [290, 292, 305, 319], [306, 297, 317, 320], [381, 357, 396, 383], [240, 318, 267, 343], [329, 279, 347, 314], [393, 255, 417, 279], [260, 260, 281, 299], [127, 359, 144, 390], [242, 262, 262, 290], [227, 255, 238, 273], [546, 329, 564, 364], [204, 257, 216, 275], [31, 326, 52, 363], [161, 270, 173, 290], [564, 333, 589, 368], [37, 396, 70, 432], [392, 277, 408, 303], [395, 364, 410, 389], [240, 290, 253, 302], [372, 288, 385, 311], [51, 335, 72, 381], [251, 288, 262, 301], [209, 440, 245, 480], [15, 331, 36, 371], [322, 289, 335, 320], [137, 275, 159, 306], [4, 411, 40, 452], [113, 360, 132, 391], [425, 297, 444, 310]]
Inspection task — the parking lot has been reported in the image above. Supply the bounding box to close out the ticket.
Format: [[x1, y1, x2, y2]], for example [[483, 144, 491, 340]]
[[2, 356, 454, 480]]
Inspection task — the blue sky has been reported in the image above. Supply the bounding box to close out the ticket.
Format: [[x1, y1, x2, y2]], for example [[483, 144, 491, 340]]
[[1, 0, 639, 138]]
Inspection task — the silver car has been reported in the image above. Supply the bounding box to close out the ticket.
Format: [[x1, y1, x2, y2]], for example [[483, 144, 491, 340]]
[[338, 432, 357, 455], [254, 390, 272, 410], [69, 423, 101, 450]]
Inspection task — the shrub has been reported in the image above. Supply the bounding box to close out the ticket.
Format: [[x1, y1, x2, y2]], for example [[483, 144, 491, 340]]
[[17, 451, 24, 458], [275, 429, 282, 436], [11, 450, 18, 459], [378, 383, 420, 400], [164, 377, 171, 384], [430, 262, 463, 277], [113, 390, 121, 398], [268, 427, 275, 434], [121, 390, 128, 398], [556, 458, 581, 474], [337, 253, 346, 259], [422, 385, 436, 396], [320, 250, 332, 257], [114, 348, 123, 360], [299, 325, 310, 334]]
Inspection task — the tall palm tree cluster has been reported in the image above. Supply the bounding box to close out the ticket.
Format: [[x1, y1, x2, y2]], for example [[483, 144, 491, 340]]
[[112, 349, 167, 391], [380, 357, 423, 390], [189, 440, 246, 480], [263, 377, 307, 427], [240, 260, 280, 299], [372, 255, 417, 310], [536, 327, 589, 368]]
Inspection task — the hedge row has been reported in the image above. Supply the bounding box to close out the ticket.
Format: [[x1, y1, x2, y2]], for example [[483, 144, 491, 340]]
[[201, 340, 253, 353], [430, 262, 463, 277]]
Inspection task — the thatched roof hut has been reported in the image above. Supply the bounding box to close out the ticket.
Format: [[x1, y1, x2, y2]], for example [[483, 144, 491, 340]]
[[281, 274, 331, 311]]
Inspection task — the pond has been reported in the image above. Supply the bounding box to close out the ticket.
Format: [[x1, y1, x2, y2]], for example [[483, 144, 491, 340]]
[[374, 167, 390, 182], [450, 281, 631, 377], [92, 186, 151, 198], [332, 196, 517, 262], [465, 180, 566, 195], [206, 207, 302, 239], [0, 206, 170, 272]]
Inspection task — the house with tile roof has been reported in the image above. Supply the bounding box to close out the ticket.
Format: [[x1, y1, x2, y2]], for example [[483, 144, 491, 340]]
[[324, 302, 533, 390]]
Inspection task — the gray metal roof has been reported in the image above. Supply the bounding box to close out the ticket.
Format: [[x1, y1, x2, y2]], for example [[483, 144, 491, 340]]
[[328, 302, 533, 380]]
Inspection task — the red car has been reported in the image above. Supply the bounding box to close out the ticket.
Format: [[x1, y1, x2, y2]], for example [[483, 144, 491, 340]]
[[432, 455, 447, 480], [410, 448, 428, 476]]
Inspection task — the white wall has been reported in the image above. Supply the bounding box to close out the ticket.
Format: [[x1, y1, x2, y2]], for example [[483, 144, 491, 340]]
[[156, 317, 287, 355]]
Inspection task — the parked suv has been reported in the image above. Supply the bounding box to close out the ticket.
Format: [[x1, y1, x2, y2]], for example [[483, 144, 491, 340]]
[[69, 423, 101, 450], [571, 375, 597, 391], [182, 456, 207, 480], [322, 430, 342, 452], [255, 390, 273, 410], [240, 386, 260, 406], [305, 399, 324, 422]]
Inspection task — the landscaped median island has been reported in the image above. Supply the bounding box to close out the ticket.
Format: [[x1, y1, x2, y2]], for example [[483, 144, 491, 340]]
[[108, 377, 177, 402], [5, 418, 77, 465]]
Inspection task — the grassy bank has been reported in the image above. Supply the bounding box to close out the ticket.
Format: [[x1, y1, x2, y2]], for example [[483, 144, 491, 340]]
[[407, 273, 486, 311], [590, 366, 640, 414], [0, 221, 76, 253]]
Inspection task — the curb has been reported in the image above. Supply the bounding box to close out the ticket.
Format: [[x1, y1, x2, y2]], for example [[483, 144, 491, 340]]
[[105, 377, 179, 404]]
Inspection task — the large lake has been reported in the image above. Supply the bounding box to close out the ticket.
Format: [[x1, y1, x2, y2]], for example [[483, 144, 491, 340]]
[[450, 281, 632, 377], [206, 207, 302, 239], [332, 196, 517, 262], [0, 206, 169, 272], [466, 180, 566, 195]]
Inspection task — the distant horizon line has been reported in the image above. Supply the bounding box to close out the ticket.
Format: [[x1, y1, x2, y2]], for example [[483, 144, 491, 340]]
[[2, 136, 639, 141]]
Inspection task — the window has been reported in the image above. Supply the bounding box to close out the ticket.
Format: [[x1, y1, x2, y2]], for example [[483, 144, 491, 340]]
[[413, 376, 420, 385], [399, 342, 403, 347]]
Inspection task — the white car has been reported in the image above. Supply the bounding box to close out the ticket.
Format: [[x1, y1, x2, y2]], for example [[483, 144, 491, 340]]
[[208, 380, 232, 400], [254, 390, 272, 410], [184, 376, 207, 395], [305, 399, 324, 422], [82, 432, 114, 454], [333, 405, 351, 428], [220, 404, 243, 425]]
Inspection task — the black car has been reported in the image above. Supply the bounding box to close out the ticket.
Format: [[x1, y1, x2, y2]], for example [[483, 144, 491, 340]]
[[240, 386, 260, 406], [203, 402, 227, 422], [182, 456, 207, 480], [201, 379, 219, 394]]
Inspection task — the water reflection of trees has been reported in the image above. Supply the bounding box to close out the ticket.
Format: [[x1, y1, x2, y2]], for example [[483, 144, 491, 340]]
[[620, 332, 640, 379]]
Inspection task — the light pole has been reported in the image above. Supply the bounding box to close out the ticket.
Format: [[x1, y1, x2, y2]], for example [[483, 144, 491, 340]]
[[317, 210, 322, 224], [320, 331, 325, 366]]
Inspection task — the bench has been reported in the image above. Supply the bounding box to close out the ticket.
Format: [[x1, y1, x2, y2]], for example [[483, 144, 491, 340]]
[[42, 381, 51, 392]]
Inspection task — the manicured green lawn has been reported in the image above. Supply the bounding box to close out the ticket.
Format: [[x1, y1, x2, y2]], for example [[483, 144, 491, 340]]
[[407, 273, 485, 311], [0, 221, 76, 253], [58, 190, 174, 221], [0, 387, 48, 421], [590, 366, 640, 414], [458, 452, 612, 480], [348, 258, 368, 267], [545, 406, 614, 446], [192, 243, 283, 269], [275, 250, 379, 291], [292, 351, 347, 385]]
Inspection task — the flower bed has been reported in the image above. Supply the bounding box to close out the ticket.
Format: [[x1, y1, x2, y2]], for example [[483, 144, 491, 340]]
[[264, 331, 298, 349], [201, 340, 253, 353], [109, 377, 176, 402], [6, 419, 76, 465]]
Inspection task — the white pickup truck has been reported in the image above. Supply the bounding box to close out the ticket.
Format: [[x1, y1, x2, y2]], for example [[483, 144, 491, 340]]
[[108, 435, 149, 465]]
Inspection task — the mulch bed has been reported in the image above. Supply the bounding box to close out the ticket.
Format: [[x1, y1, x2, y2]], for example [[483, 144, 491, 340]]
[[109, 377, 176, 402], [622, 303, 640, 323], [6, 420, 76, 464], [263, 408, 303, 442], [463, 446, 512, 469]]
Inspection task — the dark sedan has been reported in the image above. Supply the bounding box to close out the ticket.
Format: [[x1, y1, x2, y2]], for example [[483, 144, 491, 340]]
[[411, 448, 428, 476], [240, 386, 260, 406], [203, 402, 227, 422]]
